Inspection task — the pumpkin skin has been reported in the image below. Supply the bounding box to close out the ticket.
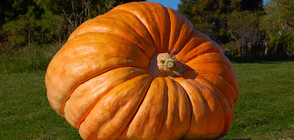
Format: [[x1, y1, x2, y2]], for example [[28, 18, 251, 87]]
[[45, 2, 238, 140]]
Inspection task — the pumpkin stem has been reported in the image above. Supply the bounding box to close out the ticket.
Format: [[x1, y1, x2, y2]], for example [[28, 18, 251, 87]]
[[148, 53, 184, 77], [163, 59, 181, 76]]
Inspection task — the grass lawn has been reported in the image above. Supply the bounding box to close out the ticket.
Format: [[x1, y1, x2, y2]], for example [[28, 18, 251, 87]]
[[0, 61, 293, 139], [224, 61, 294, 139]]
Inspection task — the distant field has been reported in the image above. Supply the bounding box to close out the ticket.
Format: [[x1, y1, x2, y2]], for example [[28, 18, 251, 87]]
[[224, 61, 294, 139], [0, 61, 293, 139]]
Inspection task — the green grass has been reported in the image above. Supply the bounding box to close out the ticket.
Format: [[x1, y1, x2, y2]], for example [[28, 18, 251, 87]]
[[0, 61, 293, 139], [0, 72, 80, 139], [224, 61, 294, 139], [0, 43, 61, 74]]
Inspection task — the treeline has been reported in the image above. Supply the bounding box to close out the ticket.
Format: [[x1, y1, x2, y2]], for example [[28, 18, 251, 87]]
[[0, 0, 144, 53], [0, 0, 293, 57], [178, 0, 294, 57]]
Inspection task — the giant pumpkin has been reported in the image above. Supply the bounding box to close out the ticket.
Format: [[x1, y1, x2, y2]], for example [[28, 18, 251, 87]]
[[45, 2, 238, 139]]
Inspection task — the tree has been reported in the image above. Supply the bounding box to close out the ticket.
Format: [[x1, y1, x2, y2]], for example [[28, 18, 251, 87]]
[[226, 11, 265, 56], [178, 0, 235, 44], [239, 0, 263, 11], [0, 0, 145, 49], [178, 0, 265, 56], [260, 0, 294, 56]]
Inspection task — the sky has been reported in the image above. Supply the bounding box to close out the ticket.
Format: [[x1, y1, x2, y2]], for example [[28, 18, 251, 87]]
[[146, 0, 181, 10], [146, 0, 271, 10]]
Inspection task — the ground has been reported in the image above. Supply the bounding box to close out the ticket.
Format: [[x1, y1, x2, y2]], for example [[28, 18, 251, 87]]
[[0, 61, 293, 139]]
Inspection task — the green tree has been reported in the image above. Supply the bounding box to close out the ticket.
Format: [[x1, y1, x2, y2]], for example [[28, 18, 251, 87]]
[[1, 0, 49, 50], [0, 0, 45, 29], [1, 0, 145, 50], [260, 0, 294, 56], [178, 0, 265, 56], [178, 0, 235, 44], [239, 0, 263, 11], [226, 11, 265, 56]]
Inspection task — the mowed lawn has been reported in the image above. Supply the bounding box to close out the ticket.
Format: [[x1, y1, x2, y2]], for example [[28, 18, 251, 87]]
[[0, 61, 293, 139]]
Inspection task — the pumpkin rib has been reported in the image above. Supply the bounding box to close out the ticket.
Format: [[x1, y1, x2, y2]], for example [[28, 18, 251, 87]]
[[95, 18, 155, 58], [103, 9, 155, 48], [79, 73, 153, 131], [173, 78, 225, 138], [110, 8, 158, 53], [175, 70, 236, 108], [200, 78, 234, 110], [57, 32, 150, 70], [116, 3, 160, 47], [185, 63, 238, 95], [177, 70, 234, 109], [118, 78, 154, 138], [67, 18, 97, 41], [115, 2, 170, 52], [98, 31, 153, 59], [178, 39, 211, 62], [194, 75, 233, 136], [186, 79, 225, 138], [64, 67, 151, 128], [185, 52, 233, 69], [166, 7, 194, 55], [169, 25, 194, 56], [170, 78, 194, 138], [66, 28, 154, 59], [122, 77, 168, 138], [156, 78, 170, 138], [97, 17, 156, 58], [79, 74, 153, 139], [193, 79, 227, 137], [157, 77, 191, 139], [49, 65, 148, 116], [142, 2, 171, 52], [196, 71, 238, 103], [62, 65, 147, 115], [174, 30, 210, 60], [198, 71, 237, 98], [46, 32, 150, 115], [65, 8, 157, 58], [197, 73, 237, 106], [176, 39, 223, 63], [82, 13, 156, 58], [172, 27, 194, 55]]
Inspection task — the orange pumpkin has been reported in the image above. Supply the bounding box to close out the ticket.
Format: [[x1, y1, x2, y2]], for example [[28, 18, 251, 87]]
[[45, 2, 238, 139]]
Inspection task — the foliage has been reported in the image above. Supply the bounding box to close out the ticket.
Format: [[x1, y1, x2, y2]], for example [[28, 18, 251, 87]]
[[178, 0, 266, 57], [0, 0, 145, 52], [1, 9, 65, 47], [260, 0, 294, 56], [226, 11, 265, 56], [178, 0, 234, 44], [39, 0, 114, 31], [239, 0, 263, 11], [178, 0, 294, 56], [0, 0, 43, 27]]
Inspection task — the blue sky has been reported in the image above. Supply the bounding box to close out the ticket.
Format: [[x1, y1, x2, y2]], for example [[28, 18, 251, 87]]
[[146, 0, 181, 10], [146, 0, 270, 10]]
